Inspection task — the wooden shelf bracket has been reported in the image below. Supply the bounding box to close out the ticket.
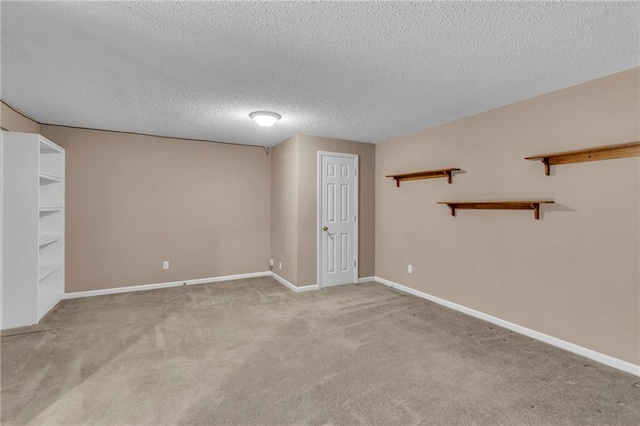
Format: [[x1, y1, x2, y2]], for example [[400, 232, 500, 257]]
[[525, 141, 640, 176], [437, 200, 554, 220], [386, 168, 461, 187]]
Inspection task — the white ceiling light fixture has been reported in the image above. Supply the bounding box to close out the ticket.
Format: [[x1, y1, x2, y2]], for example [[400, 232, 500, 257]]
[[250, 111, 281, 128]]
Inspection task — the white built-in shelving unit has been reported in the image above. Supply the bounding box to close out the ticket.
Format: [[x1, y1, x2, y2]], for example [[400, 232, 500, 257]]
[[2, 132, 65, 329]]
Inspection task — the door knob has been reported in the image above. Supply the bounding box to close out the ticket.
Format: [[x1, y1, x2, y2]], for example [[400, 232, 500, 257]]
[[322, 226, 329, 231]]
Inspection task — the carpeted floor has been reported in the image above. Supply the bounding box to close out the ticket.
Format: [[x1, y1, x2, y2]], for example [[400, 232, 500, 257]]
[[1, 276, 639, 425]]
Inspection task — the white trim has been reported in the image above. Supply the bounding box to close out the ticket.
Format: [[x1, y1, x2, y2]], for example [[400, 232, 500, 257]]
[[372, 276, 640, 377], [271, 272, 319, 292], [358, 276, 375, 283], [0, 134, 3, 330], [317, 151, 359, 289], [317, 151, 321, 288], [63, 271, 271, 299]]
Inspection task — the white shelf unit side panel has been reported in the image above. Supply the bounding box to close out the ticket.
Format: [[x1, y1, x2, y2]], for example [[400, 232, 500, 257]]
[[2, 132, 40, 328], [0, 133, 3, 328]]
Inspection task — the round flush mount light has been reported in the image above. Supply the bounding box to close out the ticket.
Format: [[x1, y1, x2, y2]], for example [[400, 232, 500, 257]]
[[250, 111, 281, 127]]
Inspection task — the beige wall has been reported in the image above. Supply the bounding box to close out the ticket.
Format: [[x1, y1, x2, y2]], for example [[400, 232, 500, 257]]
[[270, 135, 376, 287], [40, 125, 271, 293], [376, 67, 640, 365], [296, 135, 375, 286], [2, 101, 376, 291], [270, 135, 299, 284], [1, 101, 40, 133]]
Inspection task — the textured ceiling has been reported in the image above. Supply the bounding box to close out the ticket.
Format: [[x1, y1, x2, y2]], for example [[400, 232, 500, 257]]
[[1, 1, 638, 147]]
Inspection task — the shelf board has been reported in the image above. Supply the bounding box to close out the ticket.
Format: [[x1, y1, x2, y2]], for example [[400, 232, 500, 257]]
[[386, 168, 461, 186], [39, 172, 63, 184], [525, 141, 640, 176], [39, 206, 63, 213], [437, 200, 554, 220], [38, 264, 63, 281], [40, 138, 64, 154], [39, 234, 63, 247]]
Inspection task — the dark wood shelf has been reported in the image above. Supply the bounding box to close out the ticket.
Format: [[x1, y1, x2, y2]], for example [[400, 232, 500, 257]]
[[525, 141, 640, 176], [437, 200, 554, 220], [386, 168, 461, 187]]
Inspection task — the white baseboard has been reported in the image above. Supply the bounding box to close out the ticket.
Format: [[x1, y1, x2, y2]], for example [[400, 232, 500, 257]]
[[373, 276, 640, 377], [271, 273, 373, 291], [63, 271, 362, 299], [63, 271, 271, 299], [271, 272, 319, 292]]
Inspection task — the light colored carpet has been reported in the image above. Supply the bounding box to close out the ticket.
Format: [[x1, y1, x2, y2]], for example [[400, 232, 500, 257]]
[[1, 277, 639, 425]]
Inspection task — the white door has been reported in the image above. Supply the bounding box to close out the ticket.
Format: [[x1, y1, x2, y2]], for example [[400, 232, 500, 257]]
[[318, 152, 358, 288]]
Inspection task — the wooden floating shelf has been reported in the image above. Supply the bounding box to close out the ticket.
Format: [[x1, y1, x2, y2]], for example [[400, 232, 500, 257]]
[[525, 141, 640, 176], [437, 200, 554, 220], [386, 168, 461, 187]]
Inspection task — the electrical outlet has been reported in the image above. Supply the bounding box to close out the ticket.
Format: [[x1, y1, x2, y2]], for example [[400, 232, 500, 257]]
[[269, 259, 274, 267], [163, 261, 169, 270], [408, 264, 413, 274], [279, 262, 282, 271]]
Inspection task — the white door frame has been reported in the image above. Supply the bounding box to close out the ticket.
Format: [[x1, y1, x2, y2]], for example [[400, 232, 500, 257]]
[[317, 151, 359, 289]]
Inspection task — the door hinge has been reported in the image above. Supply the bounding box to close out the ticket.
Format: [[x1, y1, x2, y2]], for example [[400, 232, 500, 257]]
[[354, 260, 357, 267], [354, 169, 357, 176], [354, 215, 357, 222]]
